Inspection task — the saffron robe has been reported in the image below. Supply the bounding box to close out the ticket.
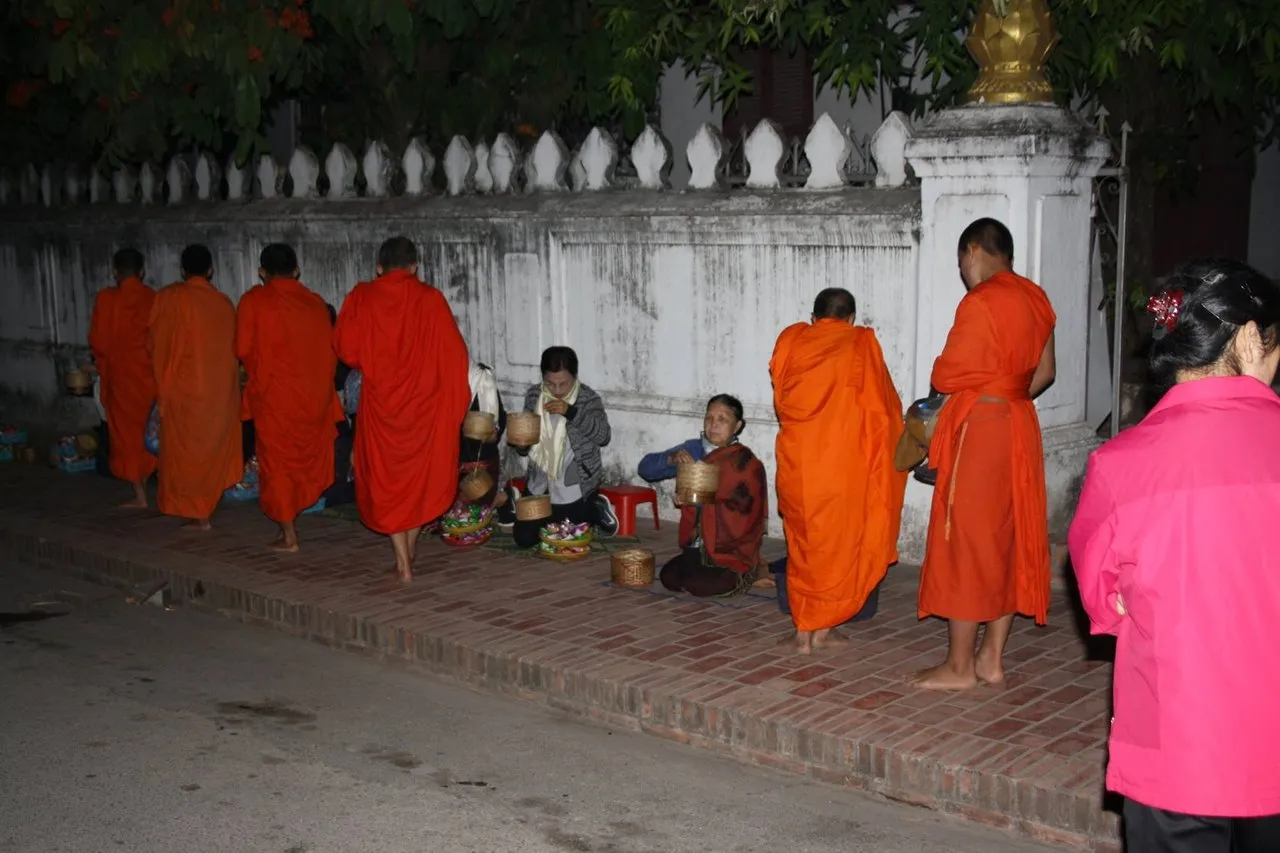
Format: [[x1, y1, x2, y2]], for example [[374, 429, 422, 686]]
[[771, 320, 908, 631], [677, 443, 769, 574], [333, 269, 471, 534], [236, 277, 344, 523], [148, 276, 243, 520], [88, 276, 157, 482], [919, 271, 1056, 624]]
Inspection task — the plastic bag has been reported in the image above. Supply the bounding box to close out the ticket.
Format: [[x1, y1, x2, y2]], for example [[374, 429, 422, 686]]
[[223, 457, 260, 502], [343, 370, 362, 415], [144, 403, 160, 455]]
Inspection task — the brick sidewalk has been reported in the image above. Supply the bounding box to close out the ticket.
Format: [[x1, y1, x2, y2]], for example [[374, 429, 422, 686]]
[[0, 466, 1119, 851]]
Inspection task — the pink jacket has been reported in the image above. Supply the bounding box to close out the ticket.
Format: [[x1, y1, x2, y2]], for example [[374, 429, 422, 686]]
[[1069, 375, 1280, 817]]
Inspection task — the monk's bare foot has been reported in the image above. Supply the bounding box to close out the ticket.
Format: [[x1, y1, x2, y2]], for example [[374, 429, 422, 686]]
[[777, 631, 813, 655], [975, 650, 1006, 686], [905, 663, 979, 691], [182, 519, 212, 532], [268, 535, 299, 554], [124, 482, 149, 509], [812, 627, 853, 650], [396, 566, 413, 585]]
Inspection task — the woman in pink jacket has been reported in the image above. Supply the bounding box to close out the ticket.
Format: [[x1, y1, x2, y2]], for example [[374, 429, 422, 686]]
[[1069, 259, 1280, 853]]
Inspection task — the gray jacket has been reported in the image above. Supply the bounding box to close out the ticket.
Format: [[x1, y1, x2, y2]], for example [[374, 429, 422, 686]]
[[522, 383, 611, 497]]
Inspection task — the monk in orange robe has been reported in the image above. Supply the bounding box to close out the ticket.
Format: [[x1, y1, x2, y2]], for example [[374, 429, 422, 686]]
[[236, 243, 344, 552], [87, 248, 157, 508], [333, 236, 471, 582], [910, 218, 1057, 690], [148, 245, 243, 530], [770, 288, 908, 655]]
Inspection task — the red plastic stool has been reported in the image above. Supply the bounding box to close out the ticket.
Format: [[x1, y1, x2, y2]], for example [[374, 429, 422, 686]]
[[598, 485, 661, 537]]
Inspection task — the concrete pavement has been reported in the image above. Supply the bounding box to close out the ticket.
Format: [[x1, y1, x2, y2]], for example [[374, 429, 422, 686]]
[[0, 560, 1059, 853]]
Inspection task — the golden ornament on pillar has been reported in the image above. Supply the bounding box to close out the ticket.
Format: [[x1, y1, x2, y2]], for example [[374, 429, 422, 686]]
[[964, 0, 1060, 105]]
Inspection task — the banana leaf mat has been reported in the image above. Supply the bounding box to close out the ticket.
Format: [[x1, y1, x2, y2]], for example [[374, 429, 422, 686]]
[[600, 578, 778, 610], [479, 527, 647, 557], [317, 503, 361, 523], [318, 504, 643, 558]]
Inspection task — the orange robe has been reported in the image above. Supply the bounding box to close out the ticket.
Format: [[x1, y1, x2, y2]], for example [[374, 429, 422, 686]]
[[919, 270, 1056, 624], [148, 276, 243, 520], [333, 269, 471, 534], [770, 320, 908, 631], [88, 276, 157, 483], [236, 278, 344, 523]]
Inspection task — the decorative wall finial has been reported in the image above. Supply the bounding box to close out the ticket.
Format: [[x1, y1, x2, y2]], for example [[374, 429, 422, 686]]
[[965, 0, 1060, 105]]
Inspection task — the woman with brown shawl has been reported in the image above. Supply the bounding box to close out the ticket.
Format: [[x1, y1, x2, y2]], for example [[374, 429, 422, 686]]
[[638, 394, 769, 597]]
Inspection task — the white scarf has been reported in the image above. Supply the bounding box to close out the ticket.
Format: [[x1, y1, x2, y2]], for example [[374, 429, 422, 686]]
[[530, 381, 580, 482], [468, 362, 500, 419]]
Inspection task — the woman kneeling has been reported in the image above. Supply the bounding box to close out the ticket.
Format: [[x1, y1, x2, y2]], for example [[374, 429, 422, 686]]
[[638, 394, 768, 597]]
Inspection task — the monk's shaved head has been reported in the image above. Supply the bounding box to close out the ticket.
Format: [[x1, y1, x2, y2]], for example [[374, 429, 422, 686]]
[[377, 236, 418, 271], [112, 247, 145, 278], [958, 218, 1015, 262], [260, 243, 299, 278], [180, 244, 213, 278], [813, 288, 857, 320]]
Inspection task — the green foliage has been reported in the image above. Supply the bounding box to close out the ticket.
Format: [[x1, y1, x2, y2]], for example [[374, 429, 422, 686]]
[[6, 0, 1279, 173], [0, 0, 650, 168], [311, 0, 644, 157], [3, 0, 324, 166], [604, 0, 1280, 156]]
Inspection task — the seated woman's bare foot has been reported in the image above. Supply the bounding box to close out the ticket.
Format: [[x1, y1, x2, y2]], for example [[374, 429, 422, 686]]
[[751, 576, 776, 589], [974, 651, 1006, 686], [812, 627, 853, 650], [905, 663, 979, 691], [182, 519, 212, 531]]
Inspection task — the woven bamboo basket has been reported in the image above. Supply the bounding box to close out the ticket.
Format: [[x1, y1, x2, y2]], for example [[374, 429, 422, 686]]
[[442, 528, 493, 548], [458, 468, 494, 502], [537, 547, 592, 563], [539, 528, 595, 550], [462, 411, 496, 442], [65, 369, 92, 396], [515, 494, 552, 521], [440, 513, 492, 536], [506, 412, 541, 446], [611, 549, 655, 587], [675, 461, 720, 505]]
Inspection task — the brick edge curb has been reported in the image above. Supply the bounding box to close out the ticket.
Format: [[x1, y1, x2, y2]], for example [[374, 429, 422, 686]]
[[3, 530, 1119, 853]]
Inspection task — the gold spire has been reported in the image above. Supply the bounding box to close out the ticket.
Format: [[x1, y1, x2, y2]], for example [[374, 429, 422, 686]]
[[964, 0, 1060, 105]]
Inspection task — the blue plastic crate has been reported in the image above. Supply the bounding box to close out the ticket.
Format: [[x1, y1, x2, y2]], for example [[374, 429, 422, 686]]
[[57, 457, 97, 474], [0, 429, 27, 446], [301, 497, 327, 515], [223, 483, 260, 502]]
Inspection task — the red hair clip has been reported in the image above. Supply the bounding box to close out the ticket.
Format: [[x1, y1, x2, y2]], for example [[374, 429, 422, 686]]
[[1146, 289, 1183, 333]]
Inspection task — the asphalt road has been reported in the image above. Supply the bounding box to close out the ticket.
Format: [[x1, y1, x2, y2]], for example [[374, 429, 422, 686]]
[[0, 560, 1058, 853]]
